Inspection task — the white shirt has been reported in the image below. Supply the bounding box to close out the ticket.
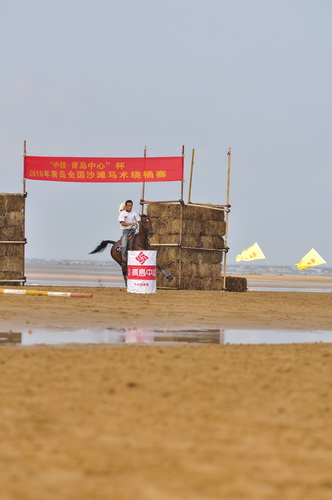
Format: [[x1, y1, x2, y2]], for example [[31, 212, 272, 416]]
[[118, 210, 141, 231]]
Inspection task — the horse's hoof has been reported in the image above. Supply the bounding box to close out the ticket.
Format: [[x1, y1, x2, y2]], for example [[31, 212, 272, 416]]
[[167, 275, 174, 282]]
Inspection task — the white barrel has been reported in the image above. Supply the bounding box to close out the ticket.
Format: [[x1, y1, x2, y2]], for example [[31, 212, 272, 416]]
[[127, 250, 157, 294]]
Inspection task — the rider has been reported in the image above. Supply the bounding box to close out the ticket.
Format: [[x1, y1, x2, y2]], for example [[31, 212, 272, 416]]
[[118, 200, 141, 263]]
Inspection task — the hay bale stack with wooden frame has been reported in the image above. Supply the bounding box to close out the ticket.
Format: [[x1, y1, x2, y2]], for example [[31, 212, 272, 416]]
[[0, 193, 26, 285], [147, 203, 221, 289], [147, 202, 247, 291]]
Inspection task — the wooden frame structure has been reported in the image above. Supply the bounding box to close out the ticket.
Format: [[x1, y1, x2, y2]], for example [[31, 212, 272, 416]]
[[0, 140, 28, 286], [140, 148, 232, 290], [0, 191, 27, 286]]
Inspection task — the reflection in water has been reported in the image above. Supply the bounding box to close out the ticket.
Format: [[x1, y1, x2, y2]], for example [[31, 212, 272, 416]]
[[0, 332, 22, 345], [121, 329, 220, 344], [0, 328, 331, 346]]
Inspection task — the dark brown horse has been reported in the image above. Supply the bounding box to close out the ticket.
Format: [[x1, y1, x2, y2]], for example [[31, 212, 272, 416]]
[[90, 214, 173, 285]]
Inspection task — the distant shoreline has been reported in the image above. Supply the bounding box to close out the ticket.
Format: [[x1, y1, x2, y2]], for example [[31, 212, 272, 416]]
[[24, 262, 332, 289], [25, 261, 123, 285], [241, 273, 332, 283]]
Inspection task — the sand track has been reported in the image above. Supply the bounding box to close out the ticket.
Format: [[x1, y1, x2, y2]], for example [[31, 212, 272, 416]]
[[1, 285, 332, 499]]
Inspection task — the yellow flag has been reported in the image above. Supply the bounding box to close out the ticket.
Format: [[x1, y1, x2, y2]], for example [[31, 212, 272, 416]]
[[295, 248, 326, 270], [236, 242, 266, 262]]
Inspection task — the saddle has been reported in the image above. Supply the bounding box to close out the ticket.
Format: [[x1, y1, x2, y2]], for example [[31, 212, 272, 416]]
[[115, 233, 136, 253]]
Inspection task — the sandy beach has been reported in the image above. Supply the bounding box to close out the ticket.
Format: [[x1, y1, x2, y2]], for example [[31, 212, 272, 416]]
[[1, 276, 332, 331], [1, 276, 332, 499]]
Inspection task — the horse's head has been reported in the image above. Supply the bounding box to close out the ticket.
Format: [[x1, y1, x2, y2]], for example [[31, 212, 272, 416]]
[[140, 214, 153, 237]]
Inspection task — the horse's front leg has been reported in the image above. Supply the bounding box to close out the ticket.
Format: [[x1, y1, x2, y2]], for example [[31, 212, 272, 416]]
[[122, 262, 128, 286], [157, 263, 173, 282]]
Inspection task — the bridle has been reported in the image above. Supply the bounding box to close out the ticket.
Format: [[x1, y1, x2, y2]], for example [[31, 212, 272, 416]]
[[140, 216, 153, 237]]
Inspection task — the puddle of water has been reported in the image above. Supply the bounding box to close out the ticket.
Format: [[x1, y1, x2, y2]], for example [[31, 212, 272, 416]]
[[248, 286, 332, 293], [221, 329, 332, 344], [1, 328, 332, 346]]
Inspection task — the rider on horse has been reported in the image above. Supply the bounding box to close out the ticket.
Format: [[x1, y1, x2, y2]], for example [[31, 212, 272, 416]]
[[118, 200, 141, 263], [89, 201, 173, 285]]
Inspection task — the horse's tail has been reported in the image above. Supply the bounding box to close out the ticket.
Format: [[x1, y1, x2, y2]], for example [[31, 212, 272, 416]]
[[89, 240, 116, 254]]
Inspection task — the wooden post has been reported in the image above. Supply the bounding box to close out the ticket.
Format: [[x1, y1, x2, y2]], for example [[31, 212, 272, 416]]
[[178, 201, 184, 289], [23, 140, 27, 195], [23, 140, 27, 286], [188, 148, 195, 203], [180, 145, 184, 202], [221, 329, 225, 345], [178, 145, 185, 288], [140, 146, 147, 214], [222, 148, 231, 290]]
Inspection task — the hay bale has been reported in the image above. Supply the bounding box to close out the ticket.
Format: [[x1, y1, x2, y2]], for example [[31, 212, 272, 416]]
[[147, 203, 225, 222], [1, 256, 23, 272], [153, 246, 180, 267], [150, 217, 202, 236], [0, 193, 25, 212], [149, 218, 181, 234], [0, 224, 24, 241], [0, 245, 25, 283], [0, 243, 24, 258], [156, 274, 179, 289], [201, 221, 226, 236], [0, 275, 25, 285], [7, 211, 24, 226], [151, 235, 224, 249], [225, 276, 247, 292], [148, 202, 227, 290], [181, 276, 224, 290], [153, 246, 223, 269], [0, 193, 26, 284], [199, 236, 224, 249], [0, 212, 25, 240], [183, 262, 221, 278], [150, 217, 225, 237], [150, 234, 180, 245], [180, 276, 247, 291], [154, 246, 223, 288], [183, 250, 222, 265]]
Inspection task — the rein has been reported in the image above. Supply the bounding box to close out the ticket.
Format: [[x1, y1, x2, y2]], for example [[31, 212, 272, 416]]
[[139, 216, 152, 237]]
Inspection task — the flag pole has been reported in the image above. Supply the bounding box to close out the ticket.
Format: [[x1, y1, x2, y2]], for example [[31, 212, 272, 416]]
[[187, 148, 195, 203], [23, 140, 27, 287], [23, 140, 27, 195], [180, 145, 185, 202], [140, 146, 147, 214], [178, 145, 185, 288], [265, 256, 274, 274], [222, 148, 231, 291]]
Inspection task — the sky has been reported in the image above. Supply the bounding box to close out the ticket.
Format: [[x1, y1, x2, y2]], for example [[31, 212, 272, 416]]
[[1, 0, 331, 266]]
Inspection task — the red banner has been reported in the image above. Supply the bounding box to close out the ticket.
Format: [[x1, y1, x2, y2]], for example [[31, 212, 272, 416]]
[[24, 156, 183, 183], [127, 265, 156, 280]]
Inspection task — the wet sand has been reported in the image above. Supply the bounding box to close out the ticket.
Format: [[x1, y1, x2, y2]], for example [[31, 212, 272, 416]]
[[1, 283, 332, 331], [1, 279, 332, 499], [244, 273, 332, 290]]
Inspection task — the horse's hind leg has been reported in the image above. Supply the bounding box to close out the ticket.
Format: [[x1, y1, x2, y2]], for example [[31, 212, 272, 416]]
[[111, 246, 127, 286], [122, 264, 127, 286]]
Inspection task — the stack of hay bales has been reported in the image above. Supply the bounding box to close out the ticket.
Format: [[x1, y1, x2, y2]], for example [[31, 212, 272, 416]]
[[148, 203, 219, 289], [0, 193, 26, 285], [147, 203, 247, 292]]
